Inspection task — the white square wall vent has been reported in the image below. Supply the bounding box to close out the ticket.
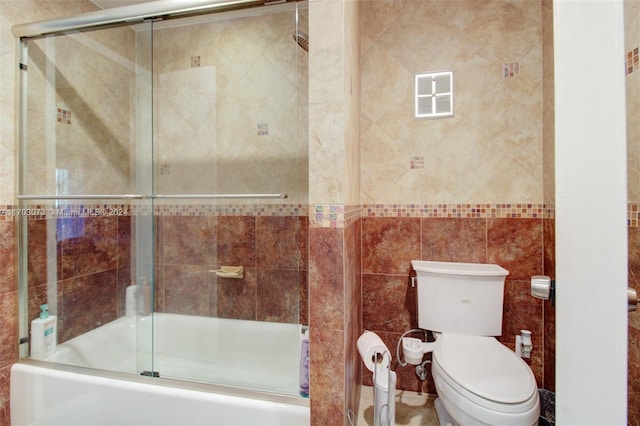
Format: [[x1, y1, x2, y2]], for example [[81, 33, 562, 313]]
[[414, 70, 454, 119]]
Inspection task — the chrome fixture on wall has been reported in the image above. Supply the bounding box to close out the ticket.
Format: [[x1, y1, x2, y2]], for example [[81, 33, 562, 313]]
[[292, 31, 308, 52]]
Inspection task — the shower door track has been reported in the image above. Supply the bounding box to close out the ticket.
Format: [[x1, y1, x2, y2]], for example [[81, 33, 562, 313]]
[[18, 193, 288, 200], [12, 0, 267, 38]]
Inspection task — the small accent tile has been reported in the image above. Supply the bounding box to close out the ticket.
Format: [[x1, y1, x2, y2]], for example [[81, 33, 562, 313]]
[[57, 108, 72, 125], [257, 123, 269, 136], [310, 205, 361, 228], [410, 155, 424, 169], [190, 56, 201, 67], [503, 62, 520, 78], [627, 47, 639, 76]]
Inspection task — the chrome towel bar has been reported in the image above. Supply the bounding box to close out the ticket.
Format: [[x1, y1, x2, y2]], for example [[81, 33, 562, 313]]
[[18, 193, 287, 200]]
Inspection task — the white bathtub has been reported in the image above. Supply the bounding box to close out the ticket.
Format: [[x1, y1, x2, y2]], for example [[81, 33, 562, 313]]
[[11, 314, 310, 426]]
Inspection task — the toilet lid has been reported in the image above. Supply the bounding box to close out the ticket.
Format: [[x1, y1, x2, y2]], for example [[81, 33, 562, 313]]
[[434, 333, 537, 404]]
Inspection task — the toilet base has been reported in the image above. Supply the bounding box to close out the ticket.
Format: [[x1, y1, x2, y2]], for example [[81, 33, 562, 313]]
[[435, 397, 456, 426]]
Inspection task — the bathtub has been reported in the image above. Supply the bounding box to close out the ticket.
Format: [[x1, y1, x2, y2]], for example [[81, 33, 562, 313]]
[[11, 314, 310, 426]]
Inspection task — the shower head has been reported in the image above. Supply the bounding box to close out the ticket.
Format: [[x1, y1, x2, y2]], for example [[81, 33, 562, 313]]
[[293, 31, 309, 52]]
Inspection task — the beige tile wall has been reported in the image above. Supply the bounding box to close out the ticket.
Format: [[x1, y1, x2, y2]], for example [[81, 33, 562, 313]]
[[17, 8, 307, 204], [626, 2, 640, 424], [152, 10, 307, 203], [360, 0, 543, 205], [2, 2, 133, 199], [542, 0, 554, 206], [25, 28, 135, 196], [309, 0, 361, 205], [0, 2, 106, 422], [626, 0, 640, 205]]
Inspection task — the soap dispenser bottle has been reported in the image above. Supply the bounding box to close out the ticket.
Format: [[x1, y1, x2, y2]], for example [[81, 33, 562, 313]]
[[30, 304, 57, 359]]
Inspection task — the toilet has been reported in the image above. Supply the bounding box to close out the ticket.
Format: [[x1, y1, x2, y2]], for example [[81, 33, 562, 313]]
[[409, 260, 540, 426]]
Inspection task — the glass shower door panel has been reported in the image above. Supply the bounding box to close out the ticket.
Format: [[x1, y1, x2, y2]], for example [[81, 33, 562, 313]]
[[19, 23, 155, 377], [150, 4, 308, 396]]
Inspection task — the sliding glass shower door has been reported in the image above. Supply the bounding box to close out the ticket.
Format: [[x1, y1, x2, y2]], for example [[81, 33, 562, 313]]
[[148, 3, 308, 392], [16, 0, 308, 397], [17, 20, 155, 374]]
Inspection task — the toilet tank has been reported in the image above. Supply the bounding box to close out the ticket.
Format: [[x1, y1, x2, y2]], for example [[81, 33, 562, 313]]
[[411, 260, 509, 336]]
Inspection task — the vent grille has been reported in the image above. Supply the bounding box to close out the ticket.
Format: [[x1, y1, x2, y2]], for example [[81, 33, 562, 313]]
[[415, 71, 454, 119]]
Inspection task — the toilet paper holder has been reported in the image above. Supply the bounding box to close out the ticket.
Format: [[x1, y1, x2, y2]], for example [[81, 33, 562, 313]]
[[531, 275, 555, 305], [357, 331, 396, 426]]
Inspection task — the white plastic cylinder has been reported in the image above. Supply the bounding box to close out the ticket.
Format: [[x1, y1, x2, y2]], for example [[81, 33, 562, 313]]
[[125, 285, 137, 317], [374, 362, 396, 426], [521, 330, 532, 357], [531, 275, 552, 299], [401, 337, 424, 365]]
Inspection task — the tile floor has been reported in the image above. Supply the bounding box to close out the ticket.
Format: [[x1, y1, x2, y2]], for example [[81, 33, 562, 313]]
[[357, 386, 440, 425]]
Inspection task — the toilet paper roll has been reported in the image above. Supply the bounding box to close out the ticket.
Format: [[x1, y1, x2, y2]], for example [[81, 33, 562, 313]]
[[357, 331, 391, 373]]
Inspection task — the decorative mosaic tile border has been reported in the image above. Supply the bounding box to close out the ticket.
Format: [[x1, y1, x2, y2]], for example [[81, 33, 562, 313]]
[[0, 204, 133, 220], [1, 203, 308, 219], [630, 203, 640, 227], [310, 204, 361, 228], [310, 203, 559, 228], [153, 203, 305, 217], [5, 203, 640, 227], [363, 203, 554, 220]]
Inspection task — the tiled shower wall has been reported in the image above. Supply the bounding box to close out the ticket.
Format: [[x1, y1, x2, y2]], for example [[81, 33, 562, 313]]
[[26, 215, 131, 342], [154, 213, 308, 323], [23, 209, 308, 345], [0, 218, 16, 425]]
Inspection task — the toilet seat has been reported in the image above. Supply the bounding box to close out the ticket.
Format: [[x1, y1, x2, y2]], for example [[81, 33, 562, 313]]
[[435, 333, 537, 404], [432, 333, 540, 425]]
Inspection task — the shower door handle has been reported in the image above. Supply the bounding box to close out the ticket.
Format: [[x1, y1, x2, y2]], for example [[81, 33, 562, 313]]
[[629, 287, 638, 312]]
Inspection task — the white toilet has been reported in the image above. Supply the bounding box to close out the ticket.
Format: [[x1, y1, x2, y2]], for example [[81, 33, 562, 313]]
[[409, 260, 540, 426]]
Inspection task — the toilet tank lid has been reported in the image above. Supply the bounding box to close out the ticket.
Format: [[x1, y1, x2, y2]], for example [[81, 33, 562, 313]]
[[411, 260, 508, 277]]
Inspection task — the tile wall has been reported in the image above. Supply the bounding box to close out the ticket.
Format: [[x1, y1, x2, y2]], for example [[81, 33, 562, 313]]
[[541, 0, 556, 396], [305, 202, 557, 425], [307, 0, 362, 424], [23, 207, 308, 345], [627, 0, 640, 206], [629, 225, 640, 425], [308, 206, 362, 425], [1, 2, 106, 422], [627, 1, 640, 423], [0, 202, 560, 425], [0, 219, 15, 425], [356, 0, 554, 405], [360, 0, 543, 205], [155, 212, 308, 323], [151, 10, 308, 204], [360, 213, 553, 392], [26, 215, 129, 342]]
